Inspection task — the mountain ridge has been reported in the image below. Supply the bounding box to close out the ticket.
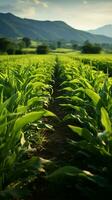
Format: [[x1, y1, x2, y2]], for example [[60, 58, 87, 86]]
[[0, 12, 112, 43], [89, 24, 112, 38]]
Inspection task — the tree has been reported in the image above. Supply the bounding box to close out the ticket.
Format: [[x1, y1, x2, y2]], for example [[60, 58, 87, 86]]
[[49, 42, 57, 50], [92, 44, 102, 54], [22, 37, 31, 48], [0, 38, 11, 53], [17, 40, 25, 49], [0, 38, 17, 54], [7, 47, 15, 55], [72, 44, 78, 50], [36, 45, 49, 54], [81, 41, 102, 54], [0, 38, 24, 55], [57, 41, 62, 48]]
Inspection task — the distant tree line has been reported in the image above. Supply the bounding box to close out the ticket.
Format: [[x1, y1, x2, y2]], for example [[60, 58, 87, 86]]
[[0, 37, 103, 55], [0, 37, 31, 54], [71, 41, 102, 54], [36, 45, 49, 54], [81, 41, 102, 54], [0, 37, 50, 55]]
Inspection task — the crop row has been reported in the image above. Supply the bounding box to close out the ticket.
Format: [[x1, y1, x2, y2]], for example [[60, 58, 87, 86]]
[[0, 55, 56, 199], [1, 54, 112, 199], [72, 54, 112, 76], [47, 55, 112, 198]]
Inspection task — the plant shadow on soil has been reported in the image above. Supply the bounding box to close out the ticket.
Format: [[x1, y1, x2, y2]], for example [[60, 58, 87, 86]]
[[27, 67, 88, 200], [28, 65, 110, 200]]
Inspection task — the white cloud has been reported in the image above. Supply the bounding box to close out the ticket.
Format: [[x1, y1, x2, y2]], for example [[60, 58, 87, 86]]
[[42, 2, 48, 8], [20, 0, 48, 8], [50, 1, 112, 30], [21, 7, 36, 18], [83, 1, 88, 5], [0, 0, 112, 30], [13, 0, 48, 19]]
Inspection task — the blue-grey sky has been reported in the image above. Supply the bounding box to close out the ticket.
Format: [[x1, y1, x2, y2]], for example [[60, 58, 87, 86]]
[[0, 0, 112, 30]]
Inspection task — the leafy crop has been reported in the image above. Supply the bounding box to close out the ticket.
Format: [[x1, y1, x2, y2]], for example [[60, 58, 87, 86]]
[[49, 55, 112, 199], [1, 53, 112, 199], [0, 55, 56, 199]]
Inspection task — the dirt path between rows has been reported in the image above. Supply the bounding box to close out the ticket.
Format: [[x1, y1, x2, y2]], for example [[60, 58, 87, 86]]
[[29, 65, 79, 200], [37, 64, 74, 165]]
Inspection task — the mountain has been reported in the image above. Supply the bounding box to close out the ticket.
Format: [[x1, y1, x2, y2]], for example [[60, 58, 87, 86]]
[[0, 12, 112, 43], [89, 24, 112, 38]]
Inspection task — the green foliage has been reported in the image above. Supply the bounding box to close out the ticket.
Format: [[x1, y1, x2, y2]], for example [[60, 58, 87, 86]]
[[101, 107, 111, 133], [0, 38, 24, 55], [53, 55, 112, 198], [22, 37, 31, 48], [0, 13, 112, 43], [81, 41, 102, 54], [1, 53, 112, 199], [0, 54, 56, 198], [0, 38, 15, 54], [36, 45, 49, 54], [57, 41, 62, 48], [74, 54, 112, 75]]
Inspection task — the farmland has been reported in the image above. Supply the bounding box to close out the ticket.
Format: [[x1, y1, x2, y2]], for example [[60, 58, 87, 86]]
[[0, 53, 112, 200]]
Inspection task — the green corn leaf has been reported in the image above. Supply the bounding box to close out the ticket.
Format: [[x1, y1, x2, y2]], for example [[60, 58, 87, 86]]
[[68, 125, 93, 141], [47, 166, 82, 182], [85, 89, 101, 106], [71, 96, 84, 103], [101, 107, 111, 133], [60, 103, 78, 110], [0, 94, 17, 114], [81, 78, 93, 89], [44, 110, 58, 119], [5, 153, 16, 168], [70, 79, 80, 84], [13, 111, 45, 132], [27, 97, 40, 107], [60, 87, 74, 92], [17, 105, 27, 114], [47, 166, 102, 186]]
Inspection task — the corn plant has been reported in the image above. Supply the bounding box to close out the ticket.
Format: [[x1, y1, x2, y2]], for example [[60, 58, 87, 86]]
[[47, 55, 112, 199], [0, 55, 56, 199]]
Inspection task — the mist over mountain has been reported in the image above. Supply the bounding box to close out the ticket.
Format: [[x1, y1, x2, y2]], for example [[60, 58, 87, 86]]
[[0, 12, 112, 44], [89, 24, 112, 38]]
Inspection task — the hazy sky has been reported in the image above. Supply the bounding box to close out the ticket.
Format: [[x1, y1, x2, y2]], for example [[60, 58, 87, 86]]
[[0, 0, 112, 30]]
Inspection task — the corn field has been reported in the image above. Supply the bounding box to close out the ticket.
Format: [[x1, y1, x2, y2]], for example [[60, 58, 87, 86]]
[[0, 54, 112, 200]]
